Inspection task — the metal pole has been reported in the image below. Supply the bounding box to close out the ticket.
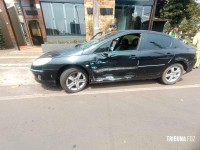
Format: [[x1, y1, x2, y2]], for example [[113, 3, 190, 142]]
[[93, 0, 99, 35], [148, 0, 158, 30]]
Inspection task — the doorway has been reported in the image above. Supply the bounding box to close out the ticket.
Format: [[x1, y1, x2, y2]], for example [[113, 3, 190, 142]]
[[28, 20, 44, 45]]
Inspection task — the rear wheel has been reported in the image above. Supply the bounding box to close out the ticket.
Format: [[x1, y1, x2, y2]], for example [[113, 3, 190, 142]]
[[60, 68, 88, 93], [161, 63, 183, 85]]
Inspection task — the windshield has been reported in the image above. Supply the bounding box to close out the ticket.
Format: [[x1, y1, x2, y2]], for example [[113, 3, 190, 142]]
[[80, 31, 118, 50]]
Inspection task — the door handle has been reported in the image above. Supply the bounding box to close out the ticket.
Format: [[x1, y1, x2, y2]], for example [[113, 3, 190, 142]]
[[129, 55, 136, 59], [166, 52, 173, 58]]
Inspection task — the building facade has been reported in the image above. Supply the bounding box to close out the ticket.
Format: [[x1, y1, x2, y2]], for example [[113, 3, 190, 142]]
[[0, 0, 157, 49]]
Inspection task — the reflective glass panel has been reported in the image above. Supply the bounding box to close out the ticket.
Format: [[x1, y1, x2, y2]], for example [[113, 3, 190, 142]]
[[115, 5, 151, 30], [41, 2, 86, 36], [53, 3, 65, 35]]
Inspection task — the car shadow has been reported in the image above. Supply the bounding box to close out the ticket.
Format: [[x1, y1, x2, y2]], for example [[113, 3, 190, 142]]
[[41, 82, 63, 92], [88, 79, 158, 90], [40, 79, 159, 92]]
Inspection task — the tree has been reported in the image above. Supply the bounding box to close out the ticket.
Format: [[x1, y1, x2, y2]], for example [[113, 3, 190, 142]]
[[160, 0, 197, 27], [179, 18, 196, 33], [179, 3, 200, 34], [155, 0, 167, 18], [0, 27, 5, 50], [191, 3, 200, 27]]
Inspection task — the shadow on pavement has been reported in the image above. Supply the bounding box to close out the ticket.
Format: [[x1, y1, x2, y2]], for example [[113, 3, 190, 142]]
[[41, 83, 63, 92], [40, 79, 159, 92], [89, 79, 158, 89]]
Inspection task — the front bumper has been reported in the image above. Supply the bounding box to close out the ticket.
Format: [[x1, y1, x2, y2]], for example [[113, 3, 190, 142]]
[[31, 66, 58, 84]]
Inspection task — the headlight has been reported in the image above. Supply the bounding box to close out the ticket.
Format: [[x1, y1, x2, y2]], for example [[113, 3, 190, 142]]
[[32, 58, 52, 66]]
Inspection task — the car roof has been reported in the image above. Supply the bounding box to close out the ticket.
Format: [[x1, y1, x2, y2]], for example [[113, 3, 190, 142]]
[[115, 30, 193, 49], [115, 30, 170, 37]]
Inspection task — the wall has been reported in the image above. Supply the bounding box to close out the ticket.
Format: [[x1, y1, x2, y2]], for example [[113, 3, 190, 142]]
[[0, 13, 13, 49], [46, 36, 86, 44], [8, 6, 26, 46], [84, 0, 115, 41], [35, 0, 46, 42], [21, 0, 46, 44], [0, 0, 19, 49]]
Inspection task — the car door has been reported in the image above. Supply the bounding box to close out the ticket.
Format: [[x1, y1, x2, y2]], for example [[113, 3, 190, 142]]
[[90, 34, 140, 82], [138, 33, 174, 77]]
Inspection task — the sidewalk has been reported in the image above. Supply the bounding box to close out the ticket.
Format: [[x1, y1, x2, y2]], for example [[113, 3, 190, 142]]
[[0, 46, 43, 64], [0, 47, 43, 86]]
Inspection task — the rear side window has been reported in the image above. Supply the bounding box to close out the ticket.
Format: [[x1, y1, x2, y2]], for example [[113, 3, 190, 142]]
[[142, 33, 172, 50], [172, 39, 187, 48]]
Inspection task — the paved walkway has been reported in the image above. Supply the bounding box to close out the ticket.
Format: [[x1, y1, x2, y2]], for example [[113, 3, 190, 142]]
[[0, 47, 43, 63], [0, 47, 43, 86]]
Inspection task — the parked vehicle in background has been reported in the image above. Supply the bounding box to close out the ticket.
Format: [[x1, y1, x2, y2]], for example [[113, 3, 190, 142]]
[[31, 30, 196, 93]]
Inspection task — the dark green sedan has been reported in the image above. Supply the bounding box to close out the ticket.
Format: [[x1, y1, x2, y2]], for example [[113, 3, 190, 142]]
[[31, 30, 196, 93]]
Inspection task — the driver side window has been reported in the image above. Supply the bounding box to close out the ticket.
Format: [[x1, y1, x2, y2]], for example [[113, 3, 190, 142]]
[[113, 34, 140, 51], [94, 33, 140, 53]]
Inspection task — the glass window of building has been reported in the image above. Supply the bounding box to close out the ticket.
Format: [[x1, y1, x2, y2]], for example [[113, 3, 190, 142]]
[[115, 5, 151, 30], [41, 2, 86, 36]]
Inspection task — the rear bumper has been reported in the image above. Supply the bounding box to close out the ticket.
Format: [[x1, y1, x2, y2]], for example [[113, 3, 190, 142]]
[[186, 59, 197, 73]]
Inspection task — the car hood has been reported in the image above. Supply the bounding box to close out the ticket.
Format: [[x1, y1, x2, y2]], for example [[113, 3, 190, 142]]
[[39, 46, 83, 58]]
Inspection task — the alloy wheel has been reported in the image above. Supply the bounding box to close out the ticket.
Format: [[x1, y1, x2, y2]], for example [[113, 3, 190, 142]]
[[165, 66, 182, 83], [66, 71, 86, 91]]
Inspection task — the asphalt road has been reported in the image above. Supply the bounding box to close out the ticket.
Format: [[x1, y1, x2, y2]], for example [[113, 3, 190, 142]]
[[0, 70, 200, 150], [0, 50, 200, 150]]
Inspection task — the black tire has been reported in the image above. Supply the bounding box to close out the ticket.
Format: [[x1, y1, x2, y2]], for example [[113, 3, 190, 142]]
[[60, 68, 88, 93], [161, 63, 183, 85]]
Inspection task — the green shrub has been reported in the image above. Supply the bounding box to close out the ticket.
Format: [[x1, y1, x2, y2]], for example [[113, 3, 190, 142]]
[[0, 28, 5, 49], [74, 39, 78, 44], [66, 40, 70, 44], [87, 20, 93, 36], [57, 40, 61, 44]]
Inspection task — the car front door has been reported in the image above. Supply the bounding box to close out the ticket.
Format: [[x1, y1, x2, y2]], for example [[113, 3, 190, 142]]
[[138, 33, 174, 77], [90, 34, 140, 82]]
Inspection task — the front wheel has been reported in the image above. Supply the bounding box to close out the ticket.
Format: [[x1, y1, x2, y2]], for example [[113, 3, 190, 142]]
[[60, 68, 88, 93], [161, 63, 183, 85]]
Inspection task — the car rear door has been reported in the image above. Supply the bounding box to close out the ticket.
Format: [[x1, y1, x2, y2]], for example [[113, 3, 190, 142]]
[[138, 33, 174, 77]]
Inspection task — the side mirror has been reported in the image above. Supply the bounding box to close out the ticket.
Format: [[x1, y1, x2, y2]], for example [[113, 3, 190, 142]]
[[103, 51, 109, 57], [110, 47, 114, 51]]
